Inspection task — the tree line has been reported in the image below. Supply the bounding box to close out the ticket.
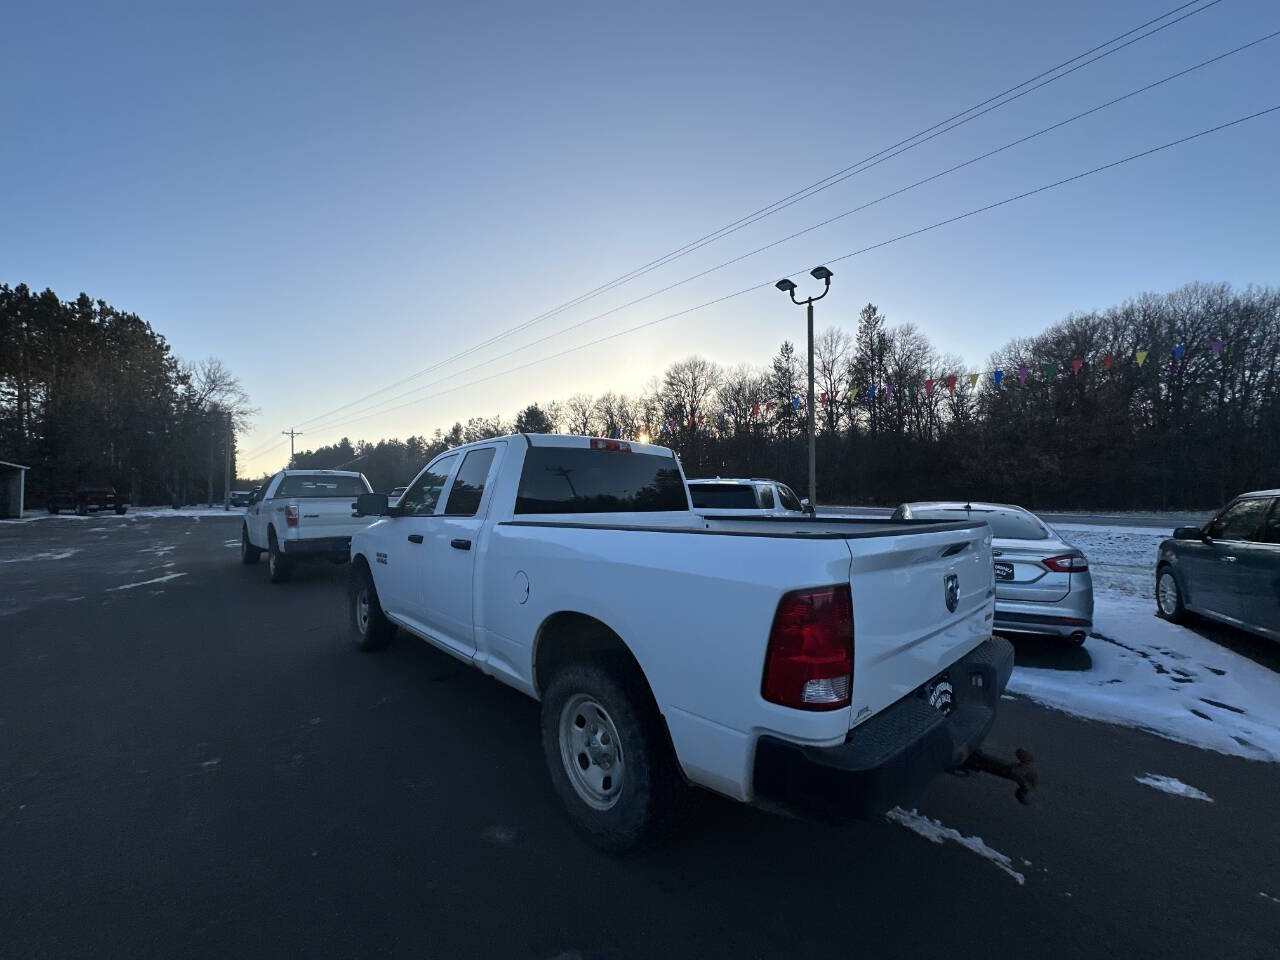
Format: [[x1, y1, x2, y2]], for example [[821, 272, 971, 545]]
[[0, 283, 254, 508], [289, 282, 1279, 510]]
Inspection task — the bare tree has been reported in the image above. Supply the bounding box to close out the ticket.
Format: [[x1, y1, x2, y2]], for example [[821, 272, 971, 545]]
[[564, 393, 598, 436]]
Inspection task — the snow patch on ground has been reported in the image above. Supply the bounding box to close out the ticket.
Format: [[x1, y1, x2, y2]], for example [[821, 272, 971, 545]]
[[885, 807, 1025, 885], [1134, 774, 1213, 802], [1008, 523, 1280, 763], [105, 572, 188, 592], [17, 507, 243, 522], [1, 549, 79, 564]]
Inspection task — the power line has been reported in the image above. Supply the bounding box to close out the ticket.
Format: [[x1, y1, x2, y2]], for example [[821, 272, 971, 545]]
[[284, 0, 1226, 434], [281, 105, 1278, 444], [292, 30, 1276, 436]]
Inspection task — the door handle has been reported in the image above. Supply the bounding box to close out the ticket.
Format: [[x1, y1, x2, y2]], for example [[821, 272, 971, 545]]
[[450, 538, 472, 551], [1220, 555, 1237, 563], [407, 534, 423, 544]]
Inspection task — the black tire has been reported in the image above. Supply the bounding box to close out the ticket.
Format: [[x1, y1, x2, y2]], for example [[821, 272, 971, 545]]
[[240, 524, 261, 565], [267, 529, 292, 584], [47, 503, 58, 514], [114, 505, 127, 516], [540, 660, 687, 853], [75, 502, 87, 516], [350, 562, 394, 651], [1156, 564, 1186, 623]]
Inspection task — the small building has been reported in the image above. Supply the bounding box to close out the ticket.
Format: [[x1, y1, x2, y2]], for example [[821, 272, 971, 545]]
[[1, 461, 29, 519]]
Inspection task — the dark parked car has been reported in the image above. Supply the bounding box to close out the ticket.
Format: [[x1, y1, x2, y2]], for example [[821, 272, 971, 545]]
[[1156, 489, 1280, 642], [229, 489, 253, 507], [48, 484, 128, 516]]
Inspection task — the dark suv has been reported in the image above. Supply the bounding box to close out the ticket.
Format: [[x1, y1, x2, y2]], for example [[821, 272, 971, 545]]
[[1156, 489, 1280, 641], [48, 484, 128, 516]]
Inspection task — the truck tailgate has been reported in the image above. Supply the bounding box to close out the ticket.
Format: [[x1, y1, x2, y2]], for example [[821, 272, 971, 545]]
[[289, 498, 370, 539], [844, 525, 994, 727]]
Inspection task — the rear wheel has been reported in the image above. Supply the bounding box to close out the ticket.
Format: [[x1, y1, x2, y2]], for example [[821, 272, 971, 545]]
[[1156, 566, 1186, 623], [267, 529, 292, 583], [240, 525, 261, 565], [540, 660, 686, 853], [350, 562, 394, 651]]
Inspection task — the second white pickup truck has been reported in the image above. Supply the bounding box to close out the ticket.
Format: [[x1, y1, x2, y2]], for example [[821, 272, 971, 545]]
[[242, 469, 373, 582], [349, 434, 1021, 850]]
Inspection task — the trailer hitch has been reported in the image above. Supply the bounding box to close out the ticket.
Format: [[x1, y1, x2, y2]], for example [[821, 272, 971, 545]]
[[964, 747, 1038, 805]]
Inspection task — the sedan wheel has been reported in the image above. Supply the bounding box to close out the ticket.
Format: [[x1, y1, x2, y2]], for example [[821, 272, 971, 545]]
[[1156, 568, 1185, 623]]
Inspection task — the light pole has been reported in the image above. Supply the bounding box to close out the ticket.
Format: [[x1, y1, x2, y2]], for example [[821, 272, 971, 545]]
[[775, 266, 833, 512]]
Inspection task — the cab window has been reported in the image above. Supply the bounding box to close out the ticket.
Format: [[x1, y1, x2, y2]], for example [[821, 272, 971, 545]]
[[1209, 497, 1271, 541], [400, 455, 458, 517], [443, 448, 496, 517], [777, 484, 803, 512]]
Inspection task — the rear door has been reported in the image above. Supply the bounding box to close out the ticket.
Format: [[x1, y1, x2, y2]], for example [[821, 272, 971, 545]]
[[419, 443, 503, 659]]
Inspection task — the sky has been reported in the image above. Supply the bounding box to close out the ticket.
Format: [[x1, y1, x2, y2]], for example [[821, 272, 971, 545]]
[[3, 0, 1277, 475]]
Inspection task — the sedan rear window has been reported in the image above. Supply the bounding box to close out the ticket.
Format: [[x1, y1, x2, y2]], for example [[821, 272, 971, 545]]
[[911, 508, 1049, 540], [275, 474, 369, 498], [688, 484, 758, 509], [515, 446, 688, 514]]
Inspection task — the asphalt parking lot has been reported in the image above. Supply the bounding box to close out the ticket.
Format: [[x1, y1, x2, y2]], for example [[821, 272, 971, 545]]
[[2, 515, 1278, 959]]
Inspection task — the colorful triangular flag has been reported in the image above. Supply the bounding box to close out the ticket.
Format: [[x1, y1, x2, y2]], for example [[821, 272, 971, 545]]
[[1071, 358, 1083, 375], [1211, 338, 1223, 355], [1136, 350, 1149, 367], [1017, 365, 1029, 385], [968, 373, 979, 389], [993, 369, 1004, 389]]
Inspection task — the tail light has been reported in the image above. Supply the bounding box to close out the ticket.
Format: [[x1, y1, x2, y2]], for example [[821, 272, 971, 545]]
[[762, 585, 854, 711], [1043, 553, 1087, 572], [285, 504, 299, 528]]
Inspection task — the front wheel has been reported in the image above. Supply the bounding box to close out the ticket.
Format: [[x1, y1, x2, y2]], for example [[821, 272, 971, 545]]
[[350, 563, 394, 651], [1156, 566, 1186, 623], [540, 661, 686, 853]]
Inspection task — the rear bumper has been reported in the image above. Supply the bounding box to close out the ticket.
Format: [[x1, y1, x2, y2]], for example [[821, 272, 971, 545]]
[[994, 593, 1092, 638], [752, 636, 1014, 821], [280, 536, 351, 560]]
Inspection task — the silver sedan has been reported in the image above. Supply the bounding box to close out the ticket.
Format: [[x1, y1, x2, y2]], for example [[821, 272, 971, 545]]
[[892, 501, 1094, 645]]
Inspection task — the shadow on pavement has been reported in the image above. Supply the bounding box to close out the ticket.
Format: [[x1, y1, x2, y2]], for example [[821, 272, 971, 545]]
[[1002, 632, 1093, 671], [1185, 616, 1280, 675]]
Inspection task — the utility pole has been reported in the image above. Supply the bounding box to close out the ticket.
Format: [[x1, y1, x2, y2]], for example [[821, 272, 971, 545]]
[[774, 266, 833, 512], [281, 428, 303, 467], [223, 411, 233, 511]]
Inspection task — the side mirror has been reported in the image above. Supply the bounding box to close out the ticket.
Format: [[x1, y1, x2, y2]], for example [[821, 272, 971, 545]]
[[800, 498, 816, 516], [354, 492, 390, 518], [1172, 526, 1204, 541]]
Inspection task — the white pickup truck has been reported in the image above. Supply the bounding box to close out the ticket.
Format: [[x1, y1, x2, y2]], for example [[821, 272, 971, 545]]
[[241, 469, 373, 582], [349, 434, 1019, 850]]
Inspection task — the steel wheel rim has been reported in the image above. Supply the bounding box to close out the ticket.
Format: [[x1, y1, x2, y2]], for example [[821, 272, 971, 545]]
[[558, 694, 624, 810], [1158, 572, 1178, 614], [356, 589, 370, 634]]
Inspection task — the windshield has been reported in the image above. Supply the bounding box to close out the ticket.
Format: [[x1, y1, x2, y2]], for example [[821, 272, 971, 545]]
[[275, 474, 369, 498], [516, 446, 688, 514], [688, 483, 758, 509]]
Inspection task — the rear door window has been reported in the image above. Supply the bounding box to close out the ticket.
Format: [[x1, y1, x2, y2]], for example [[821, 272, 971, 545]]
[[688, 483, 758, 509], [758, 486, 775, 509], [1250, 498, 1279, 544], [1210, 497, 1271, 541], [515, 445, 687, 514], [443, 448, 496, 517]]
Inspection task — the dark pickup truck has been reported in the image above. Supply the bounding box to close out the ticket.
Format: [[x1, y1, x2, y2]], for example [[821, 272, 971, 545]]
[[48, 484, 128, 516]]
